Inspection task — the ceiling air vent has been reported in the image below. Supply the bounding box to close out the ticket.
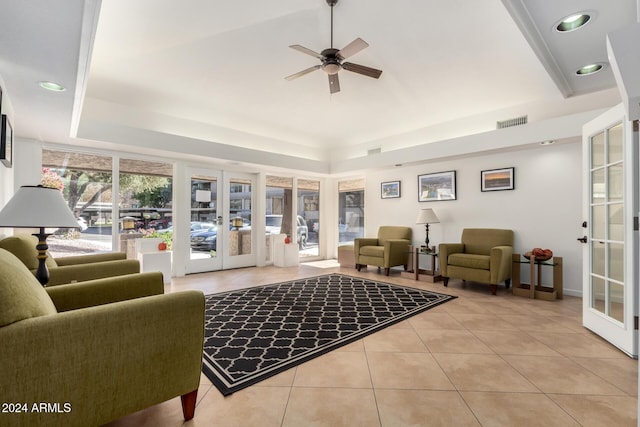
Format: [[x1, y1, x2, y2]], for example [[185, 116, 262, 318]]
[[368, 148, 382, 155], [496, 115, 528, 129]]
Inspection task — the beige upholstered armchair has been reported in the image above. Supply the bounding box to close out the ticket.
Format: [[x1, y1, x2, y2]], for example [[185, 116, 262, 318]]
[[0, 234, 140, 286], [354, 226, 412, 275], [0, 248, 205, 427], [439, 228, 514, 295]]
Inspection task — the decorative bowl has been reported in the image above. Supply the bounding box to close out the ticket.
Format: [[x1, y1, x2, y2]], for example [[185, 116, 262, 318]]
[[523, 250, 552, 262]]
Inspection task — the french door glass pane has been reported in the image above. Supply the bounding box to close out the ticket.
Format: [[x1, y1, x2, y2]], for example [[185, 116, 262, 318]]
[[265, 176, 293, 262], [190, 176, 217, 260], [610, 282, 624, 322], [608, 123, 623, 163], [591, 131, 605, 168], [592, 276, 606, 314], [591, 169, 605, 203], [608, 243, 624, 282], [229, 178, 251, 257], [591, 205, 605, 240], [608, 204, 624, 241], [591, 241, 605, 277], [298, 179, 319, 257], [608, 163, 623, 202]]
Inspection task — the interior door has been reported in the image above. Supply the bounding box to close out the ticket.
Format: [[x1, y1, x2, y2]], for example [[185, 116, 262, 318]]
[[582, 103, 638, 357]]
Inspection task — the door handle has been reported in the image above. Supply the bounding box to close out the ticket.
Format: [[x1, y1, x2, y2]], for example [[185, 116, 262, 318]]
[[577, 236, 588, 243]]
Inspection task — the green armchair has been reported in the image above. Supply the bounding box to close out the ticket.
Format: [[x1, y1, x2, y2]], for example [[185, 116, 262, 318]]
[[355, 226, 412, 275], [0, 248, 205, 427], [0, 234, 140, 286], [439, 228, 514, 295]]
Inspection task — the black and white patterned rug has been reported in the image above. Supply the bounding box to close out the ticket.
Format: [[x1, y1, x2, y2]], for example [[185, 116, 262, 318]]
[[202, 273, 455, 395]]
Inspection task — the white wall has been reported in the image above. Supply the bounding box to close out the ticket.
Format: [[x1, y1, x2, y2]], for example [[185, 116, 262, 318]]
[[363, 140, 583, 296]]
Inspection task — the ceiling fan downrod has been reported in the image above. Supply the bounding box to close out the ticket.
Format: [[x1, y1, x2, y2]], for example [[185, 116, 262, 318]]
[[327, 0, 338, 49]]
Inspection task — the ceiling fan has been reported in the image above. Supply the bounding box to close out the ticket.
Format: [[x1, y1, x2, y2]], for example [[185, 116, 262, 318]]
[[285, 0, 382, 94]]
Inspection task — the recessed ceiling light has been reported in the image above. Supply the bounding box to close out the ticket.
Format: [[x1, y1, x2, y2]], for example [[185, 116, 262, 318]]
[[540, 140, 555, 146], [39, 81, 66, 92], [576, 63, 605, 76], [555, 13, 591, 32]]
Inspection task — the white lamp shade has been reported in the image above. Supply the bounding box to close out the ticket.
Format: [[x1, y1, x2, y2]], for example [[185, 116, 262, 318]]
[[416, 208, 440, 224], [0, 185, 79, 229]]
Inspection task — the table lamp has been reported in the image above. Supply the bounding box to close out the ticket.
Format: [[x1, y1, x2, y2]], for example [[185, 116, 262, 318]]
[[0, 185, 79, 286], [416, 208, 440, 249]]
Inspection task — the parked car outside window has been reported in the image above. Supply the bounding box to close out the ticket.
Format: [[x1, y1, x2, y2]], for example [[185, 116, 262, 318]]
[[265, 214, 308, 249]]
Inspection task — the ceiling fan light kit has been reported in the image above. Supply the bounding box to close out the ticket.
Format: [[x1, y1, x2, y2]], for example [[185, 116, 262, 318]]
[[285, 0, 383, 94]]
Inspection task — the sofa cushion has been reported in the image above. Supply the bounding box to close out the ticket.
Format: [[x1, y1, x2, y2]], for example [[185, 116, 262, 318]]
[[448, 253, 490, 270], [360, 246, 385, 257], [0, 248, 57, 327], [0, 234, 58, 270]]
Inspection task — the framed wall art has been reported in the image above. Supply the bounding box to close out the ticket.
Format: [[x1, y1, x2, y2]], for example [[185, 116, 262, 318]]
[[381, 180, 401, 199], [418, 170, 456, 202], [1, 114, 13, 167], [481, 167, 514, 192]]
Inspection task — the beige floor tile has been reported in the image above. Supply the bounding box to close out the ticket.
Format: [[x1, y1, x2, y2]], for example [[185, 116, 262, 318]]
[[407, 311, 467, 330], [293, 351, 372, 388], [549, 394, 637, 427], [528, 331, 628, 358], [368, 352, 455, 390], [502, 355, 626, 395], [111, 266, 637, 426], [256, 366, 296, 387], [376, 389, 481, 427], [416, 329, 494, 354], [187, 386, 290, 427], [461, 391, 581, 427], [363, 327, 429, 352], [104, 384, 211, 427], [571, 356, 639, 396], [471, 330, 561, 356], [282, 387, 380, 427], [448, 313, 520, 331], [498, 314, 577, 333], [434, 353, 538, 392]]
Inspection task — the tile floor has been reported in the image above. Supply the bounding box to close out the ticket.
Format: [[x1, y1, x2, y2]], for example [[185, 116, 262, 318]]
[[105, 264, 638, 427]]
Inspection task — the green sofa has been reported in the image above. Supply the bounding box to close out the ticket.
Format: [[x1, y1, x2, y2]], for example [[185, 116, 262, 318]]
[[0, 248, 205, 427], [439, 228, 514, 295], [0, 234, 140, 286], [354, 226, 412, 275]]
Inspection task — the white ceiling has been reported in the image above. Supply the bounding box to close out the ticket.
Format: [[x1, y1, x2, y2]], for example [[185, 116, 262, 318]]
[[0, 0, 635, 168]]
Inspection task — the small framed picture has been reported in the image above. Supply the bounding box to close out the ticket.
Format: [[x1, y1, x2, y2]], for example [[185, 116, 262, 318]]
[[381, 180, 401, 199], [1, 114, 12, 168], [481, 167, 514, 192], [418, 171, 456, 202]]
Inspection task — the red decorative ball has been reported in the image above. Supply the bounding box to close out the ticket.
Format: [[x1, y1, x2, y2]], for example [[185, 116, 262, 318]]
[[158, 242, 167, 251], [284, 236, 291, 244]]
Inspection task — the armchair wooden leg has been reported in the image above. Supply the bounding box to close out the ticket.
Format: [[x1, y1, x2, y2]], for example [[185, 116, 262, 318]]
[[356, 264, 361, 271], [384, 268, 390, 276], [443, 277, 449, 287], [489, 284, 497, 295], [181, 389, 198, 421], [505, 279, 511, 288]]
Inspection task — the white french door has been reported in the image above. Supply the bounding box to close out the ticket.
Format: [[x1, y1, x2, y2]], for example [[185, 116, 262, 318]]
[[582, 103, 638, 357], [184, 168, 256, 274]]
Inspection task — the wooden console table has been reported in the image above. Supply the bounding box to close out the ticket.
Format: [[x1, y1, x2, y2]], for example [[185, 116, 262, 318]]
[[511, 253, 563, 300]]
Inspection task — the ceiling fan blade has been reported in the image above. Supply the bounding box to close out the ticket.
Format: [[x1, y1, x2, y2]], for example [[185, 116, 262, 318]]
[[289, 45, 324, 59], [337, 37, 369, 59], [342, 62, 383, 79], [329, 73, 340, 94], [285, 65, 321, 81]]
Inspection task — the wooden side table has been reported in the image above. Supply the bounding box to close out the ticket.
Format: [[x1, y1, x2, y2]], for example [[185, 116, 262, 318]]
[[511, 253, 563, 300], [401, 247, 442, 282]]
